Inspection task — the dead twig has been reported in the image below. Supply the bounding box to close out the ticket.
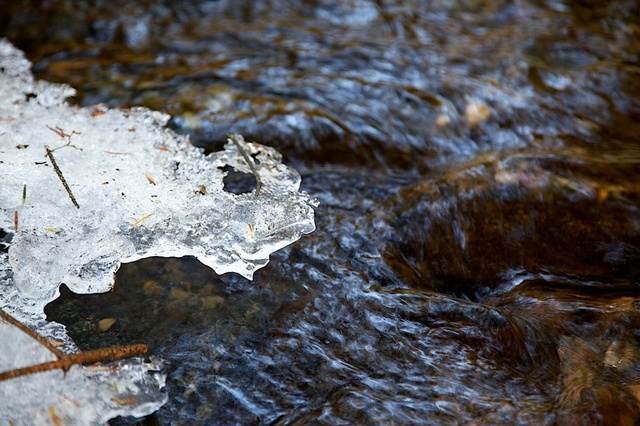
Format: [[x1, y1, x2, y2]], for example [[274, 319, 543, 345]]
[[13, 185, 27, 232], [45, 125, 82, 151], [0, 344, 148, 381], [228, 134, 261, 196], [0, 309, 65, 359], [0, 309, 148, 382], [45, 145, 80, 209]]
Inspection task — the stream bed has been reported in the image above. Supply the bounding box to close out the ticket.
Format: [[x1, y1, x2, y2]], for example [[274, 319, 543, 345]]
[[3, 0, 640, 424]]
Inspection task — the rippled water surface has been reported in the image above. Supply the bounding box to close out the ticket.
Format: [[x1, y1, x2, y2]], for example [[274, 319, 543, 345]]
[[3, 0, 640, 424]]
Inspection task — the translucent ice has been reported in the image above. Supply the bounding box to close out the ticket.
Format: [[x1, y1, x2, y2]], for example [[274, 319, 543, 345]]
[[0, 39, 316, 423], [0, 317, 167, 425], [0, 40, 316, 305]]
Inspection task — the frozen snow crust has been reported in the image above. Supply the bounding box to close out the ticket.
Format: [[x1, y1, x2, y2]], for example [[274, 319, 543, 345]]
[[0, 39, 316, 424], [0, 39, 316, 305]]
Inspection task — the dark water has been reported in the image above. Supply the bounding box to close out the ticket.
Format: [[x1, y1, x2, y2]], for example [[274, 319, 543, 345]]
[[4, 0, 640, 424]]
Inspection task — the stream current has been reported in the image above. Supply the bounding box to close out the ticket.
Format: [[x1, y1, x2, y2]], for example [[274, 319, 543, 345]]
[[3, 0, 640, 424]]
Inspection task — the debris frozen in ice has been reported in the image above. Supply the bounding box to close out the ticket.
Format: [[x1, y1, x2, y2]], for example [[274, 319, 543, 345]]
[[0, 39, 317, 308], [0, 39, 316, 423]]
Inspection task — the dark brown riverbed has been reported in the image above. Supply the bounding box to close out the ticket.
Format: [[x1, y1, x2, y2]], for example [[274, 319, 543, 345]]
[[3, 1, 640, 424]]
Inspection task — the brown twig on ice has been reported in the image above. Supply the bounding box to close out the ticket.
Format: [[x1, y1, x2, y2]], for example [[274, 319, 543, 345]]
[[45, 145, 80, 209], [0, 309, 148, 382], [0, 309, 66, 359], [45, 125, 82, 150], [228, 134, 262, 196], [0, 344, 148, 381]]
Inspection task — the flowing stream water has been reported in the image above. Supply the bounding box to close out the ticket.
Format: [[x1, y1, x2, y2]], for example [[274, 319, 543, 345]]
[[2, 1, 640, 424]]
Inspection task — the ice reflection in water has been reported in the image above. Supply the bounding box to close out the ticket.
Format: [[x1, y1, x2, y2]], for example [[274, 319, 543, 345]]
[[8, 0, 637, 423]]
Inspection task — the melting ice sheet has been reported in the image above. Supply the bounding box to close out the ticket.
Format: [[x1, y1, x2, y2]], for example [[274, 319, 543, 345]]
[[0, 39, 316, 423]]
